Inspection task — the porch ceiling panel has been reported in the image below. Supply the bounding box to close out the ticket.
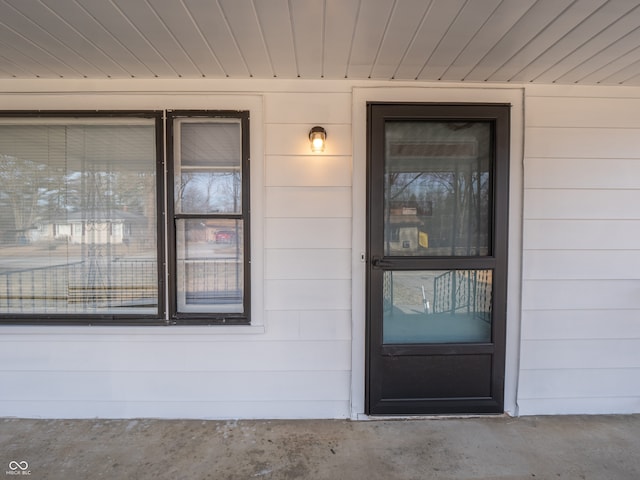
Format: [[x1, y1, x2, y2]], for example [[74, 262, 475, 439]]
[[1, 0, 639, 85]]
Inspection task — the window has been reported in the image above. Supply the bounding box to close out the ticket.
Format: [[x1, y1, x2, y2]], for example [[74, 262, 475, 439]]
[[0, 110, 250, 325], [168, 111, 250, 324]]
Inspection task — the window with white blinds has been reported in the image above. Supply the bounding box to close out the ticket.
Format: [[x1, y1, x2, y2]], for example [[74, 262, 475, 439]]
[[0, 111, 250, 324], [169, 113, 250, 323]]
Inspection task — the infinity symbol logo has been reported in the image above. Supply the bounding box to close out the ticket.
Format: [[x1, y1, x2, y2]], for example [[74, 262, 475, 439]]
[[8, 461, 29, 471]]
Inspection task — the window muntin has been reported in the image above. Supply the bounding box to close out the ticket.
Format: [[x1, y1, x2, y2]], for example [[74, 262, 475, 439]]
[[0, 116, 160, 317], [169, 114, 250, 322]]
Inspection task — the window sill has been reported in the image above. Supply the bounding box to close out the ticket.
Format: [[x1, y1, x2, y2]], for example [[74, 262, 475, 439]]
[[0, 324, 266, 336]]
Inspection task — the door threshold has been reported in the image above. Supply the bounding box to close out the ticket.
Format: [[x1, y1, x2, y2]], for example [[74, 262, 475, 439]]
[[353, 412, 511, 421]]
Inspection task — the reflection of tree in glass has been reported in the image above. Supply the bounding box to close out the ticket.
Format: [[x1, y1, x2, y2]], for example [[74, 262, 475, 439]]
[[0, 154, 65, 243], [179, 171, 240, 214], [387, 169, 489, 253]]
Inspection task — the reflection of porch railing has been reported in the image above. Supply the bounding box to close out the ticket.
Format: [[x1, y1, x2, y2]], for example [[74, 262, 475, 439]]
[[1, 262, 81, 311], [0, 258, 244, 313], [382, 270, 393, 314], [0, 259, 157, 313], [433, 270, 492, 322], [183, 258, 242, 304], [68, 259, 157, 307]]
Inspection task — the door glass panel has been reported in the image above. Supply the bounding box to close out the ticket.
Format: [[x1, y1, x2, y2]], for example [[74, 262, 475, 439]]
[[382, 270, 492, 344], [384, 121, 491, 256]]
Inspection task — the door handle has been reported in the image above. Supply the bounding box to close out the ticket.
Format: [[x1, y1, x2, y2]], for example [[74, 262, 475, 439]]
[[371, 257, 392, 268]]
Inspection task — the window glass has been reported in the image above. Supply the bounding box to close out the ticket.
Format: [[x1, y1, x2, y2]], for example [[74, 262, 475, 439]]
[[0, 120, 158, 315], [176, 219, 244, 313], [175, 122, 242, 214]]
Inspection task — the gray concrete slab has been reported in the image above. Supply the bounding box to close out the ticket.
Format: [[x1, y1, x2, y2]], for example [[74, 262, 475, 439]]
[[1, 415, 639, 479]]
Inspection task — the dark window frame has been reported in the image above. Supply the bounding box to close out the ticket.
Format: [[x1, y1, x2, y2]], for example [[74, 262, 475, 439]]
[[166, 110, 251, 325], [0, 111, 165, 326], [0, 109, 251, 326]]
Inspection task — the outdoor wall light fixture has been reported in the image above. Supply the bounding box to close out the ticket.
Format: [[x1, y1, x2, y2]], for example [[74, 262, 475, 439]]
[[309, 126, 327, 152]]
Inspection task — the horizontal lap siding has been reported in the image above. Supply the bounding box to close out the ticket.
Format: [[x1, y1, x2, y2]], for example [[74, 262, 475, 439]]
[[261, 92, 353, 417], [0, 371, 351, 402], [524, 251, 640, 280], [0, 89, 354, 419], [521, 310, 640, 340], [265, 310, 351, 340], [520, 87, 640, 415], [0, 401, 350, 420], [1, 339, 352, 372], [0, 335, 354, 418]]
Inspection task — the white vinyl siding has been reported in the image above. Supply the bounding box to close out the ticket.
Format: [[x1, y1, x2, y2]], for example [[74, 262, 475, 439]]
[[0, 84, 354, 419], [519, 85, 640, 415], [2, 79, 640, 419], [263, 91, 353, 416]]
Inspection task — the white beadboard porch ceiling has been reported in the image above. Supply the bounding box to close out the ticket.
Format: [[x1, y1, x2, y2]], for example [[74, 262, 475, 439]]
[[1, 0, 640, 85]]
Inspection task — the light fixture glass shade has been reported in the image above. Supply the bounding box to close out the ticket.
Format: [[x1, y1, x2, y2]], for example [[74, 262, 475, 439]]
[[309, 126, 326, 152]]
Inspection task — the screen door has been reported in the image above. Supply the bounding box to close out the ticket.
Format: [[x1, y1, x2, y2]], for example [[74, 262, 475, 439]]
[[366, 103, 510, 415]]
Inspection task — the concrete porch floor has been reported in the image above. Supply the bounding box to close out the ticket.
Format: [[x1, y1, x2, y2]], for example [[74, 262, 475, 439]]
[[1, 415, 639, 479]]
